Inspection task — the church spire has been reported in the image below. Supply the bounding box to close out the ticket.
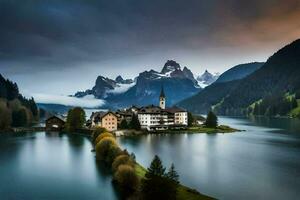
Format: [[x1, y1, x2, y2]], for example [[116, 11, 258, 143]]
[[160, 86, 165, 98], [159, 86, 166, 109]]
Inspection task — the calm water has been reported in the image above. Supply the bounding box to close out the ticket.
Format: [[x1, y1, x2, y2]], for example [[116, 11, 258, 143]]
[[1, 117, 300, 200], [0, 132, 118, 200], [118, 116, 300, 200]]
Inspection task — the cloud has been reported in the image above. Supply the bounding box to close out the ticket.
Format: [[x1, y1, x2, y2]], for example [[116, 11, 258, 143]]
[[28, 93, 105, 108]]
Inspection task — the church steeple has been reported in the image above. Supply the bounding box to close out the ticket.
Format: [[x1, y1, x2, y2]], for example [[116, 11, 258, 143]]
[[159, 86, 166, 109]]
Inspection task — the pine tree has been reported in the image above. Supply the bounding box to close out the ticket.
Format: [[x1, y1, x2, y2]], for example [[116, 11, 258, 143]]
[[146, 155, 165, 178], [187, 112, 194, 127], [166, 163, 179, 184], [142, 155, 177, 200], [205, 111, 218, 128], [129, 114, 141, 130], [120, 119, 129, 129]]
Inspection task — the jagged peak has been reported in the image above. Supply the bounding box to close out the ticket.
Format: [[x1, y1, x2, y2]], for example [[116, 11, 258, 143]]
[[161, 60, 181, 74]]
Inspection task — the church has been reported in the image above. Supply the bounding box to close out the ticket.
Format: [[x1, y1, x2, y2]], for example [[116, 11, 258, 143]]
[[137, 87, 188, 131]]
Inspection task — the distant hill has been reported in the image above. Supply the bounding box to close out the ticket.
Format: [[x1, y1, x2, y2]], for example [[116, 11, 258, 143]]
[[178, 39, 300, 117], [215, 62, 264, 83], [177, 80, 240, 114], [0, 74, 39, 129]]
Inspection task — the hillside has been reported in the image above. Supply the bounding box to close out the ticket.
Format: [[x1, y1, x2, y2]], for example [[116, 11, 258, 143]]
[[177, 80, 240, 114], [215, 62, 264, 83], [178, 39, 300, 117], [0, 74, 39, 129], [218, 39, 300, 115]]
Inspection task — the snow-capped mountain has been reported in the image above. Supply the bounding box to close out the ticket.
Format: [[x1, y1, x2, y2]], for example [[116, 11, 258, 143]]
[[74, 75, 135, 99], [196, 70, 220, 88], [74, 60, 201, 108]]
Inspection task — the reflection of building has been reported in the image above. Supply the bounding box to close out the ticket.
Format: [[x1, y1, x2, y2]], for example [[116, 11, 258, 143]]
[[46, 116, 66, 131], [137, 87, 188, 131], [90, 111, 118, 131]]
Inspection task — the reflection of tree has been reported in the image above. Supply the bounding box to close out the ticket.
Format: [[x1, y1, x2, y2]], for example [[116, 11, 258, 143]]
[[67, 134, 84, 147]]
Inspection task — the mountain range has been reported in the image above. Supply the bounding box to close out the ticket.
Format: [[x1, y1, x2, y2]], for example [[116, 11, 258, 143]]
[[73, 60, 218, 109], [178, 39, 300, 117]]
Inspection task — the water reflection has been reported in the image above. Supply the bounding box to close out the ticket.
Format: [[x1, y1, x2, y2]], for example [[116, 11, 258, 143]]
[[0, 132, 118, 200], [118, 117, 300, 200]]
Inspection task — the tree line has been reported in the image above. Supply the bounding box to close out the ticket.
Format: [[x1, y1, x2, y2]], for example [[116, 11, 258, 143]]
[[0, 74, 39, 130]]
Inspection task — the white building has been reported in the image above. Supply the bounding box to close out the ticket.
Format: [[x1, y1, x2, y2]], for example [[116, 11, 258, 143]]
[[137, 87, 188, 131]]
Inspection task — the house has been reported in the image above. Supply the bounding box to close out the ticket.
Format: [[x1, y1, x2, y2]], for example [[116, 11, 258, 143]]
[[45, 116, 66, 131], [90, 111, 118, 131]]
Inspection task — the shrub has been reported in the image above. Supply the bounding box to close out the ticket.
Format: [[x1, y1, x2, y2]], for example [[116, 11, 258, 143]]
[[106, 145, 123, 165], [95, 132, 114, 145], [95, 137, 117, 161], [92, 127, 106, 143], [112, 155, 135, 172], [114, 164, 139, 196]]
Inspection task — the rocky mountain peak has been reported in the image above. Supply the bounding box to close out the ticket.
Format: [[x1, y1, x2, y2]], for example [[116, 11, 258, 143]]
[[197, 70, 220, 87], [115, 75, 124, 83], [161, 60, 181, 74]]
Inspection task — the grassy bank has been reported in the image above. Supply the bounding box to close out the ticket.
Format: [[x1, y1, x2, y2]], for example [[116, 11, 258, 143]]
[[134, 164, 214, 200]]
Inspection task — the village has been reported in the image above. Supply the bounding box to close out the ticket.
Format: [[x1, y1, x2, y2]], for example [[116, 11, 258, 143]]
[[45, 87, 189, 133]]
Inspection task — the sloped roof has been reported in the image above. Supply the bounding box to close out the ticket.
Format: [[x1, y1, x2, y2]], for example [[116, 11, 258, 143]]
[[164, 106, 186, 113]]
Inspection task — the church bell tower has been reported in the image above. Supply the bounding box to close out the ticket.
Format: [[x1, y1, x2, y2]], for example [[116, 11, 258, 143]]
[[159, 86, 166, 109]]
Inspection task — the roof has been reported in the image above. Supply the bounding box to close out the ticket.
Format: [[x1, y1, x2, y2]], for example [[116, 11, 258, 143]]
[[164, 106, 187, 113], [91, 111, 117, 122], [46, 115, 66, 123], [138, 105, 163, 114]]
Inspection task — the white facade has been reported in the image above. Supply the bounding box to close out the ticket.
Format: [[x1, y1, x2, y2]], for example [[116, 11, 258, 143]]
[[138, 113, 169, 131], [174, 111, 188, 125]]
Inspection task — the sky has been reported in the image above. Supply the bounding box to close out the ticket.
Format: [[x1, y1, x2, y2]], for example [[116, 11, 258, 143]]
[[1, 0, 300, 103]]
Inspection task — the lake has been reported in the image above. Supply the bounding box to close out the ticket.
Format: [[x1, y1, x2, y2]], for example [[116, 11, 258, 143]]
[[0, 132, 118, 200], [118, 116, 300, 200], [0, 117, 300, 200]]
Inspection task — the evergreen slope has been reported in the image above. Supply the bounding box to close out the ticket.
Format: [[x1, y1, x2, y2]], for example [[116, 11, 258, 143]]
[[218, 39, 300, 115], [215, 62, 264, 83], [0, 74, 38, 129], [177, 80, 240, 114], [178, 39, 300, 116]]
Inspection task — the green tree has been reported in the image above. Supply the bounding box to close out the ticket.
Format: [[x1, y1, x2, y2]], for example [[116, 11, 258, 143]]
[[12, 108, 27, 127], [146, 155, 165, 177], [142, 155, 177, 200], [66, 107, 86, 131], [205, 111, 218, 128], [187, 112, 194, 127], [291, 97, 298, 108], [296, 90, 300, 99], [119, 119, 129, 129], [0, 104, 12, 130], [129, 114, 141, 130], [166, 163, 179, 185]]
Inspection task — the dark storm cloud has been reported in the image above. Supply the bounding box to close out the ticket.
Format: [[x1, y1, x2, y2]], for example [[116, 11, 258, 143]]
[[0, 0, 300, 93]]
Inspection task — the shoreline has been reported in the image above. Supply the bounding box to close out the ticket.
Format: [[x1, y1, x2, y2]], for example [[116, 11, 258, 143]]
[[115, 125, 242, 137]]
